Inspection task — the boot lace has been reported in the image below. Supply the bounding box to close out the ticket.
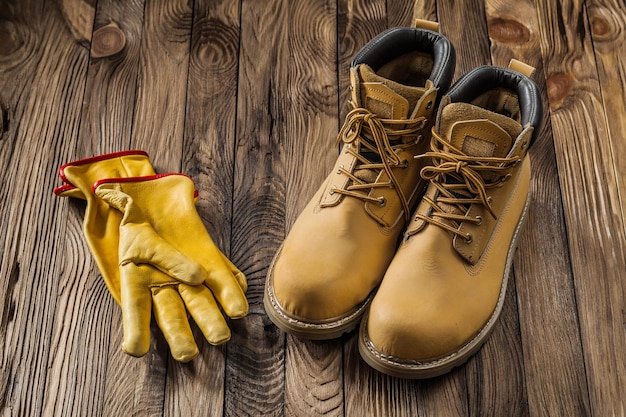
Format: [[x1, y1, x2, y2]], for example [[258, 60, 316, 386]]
[[331, 106, 427, 221], [415, 131, 521, 242]]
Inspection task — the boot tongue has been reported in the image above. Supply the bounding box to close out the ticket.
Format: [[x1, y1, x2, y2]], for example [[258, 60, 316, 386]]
[[350, 64, 429, 184], [433, 103, 523, 220], [355, 64, 426, 119], [439, 102, 522, 157]]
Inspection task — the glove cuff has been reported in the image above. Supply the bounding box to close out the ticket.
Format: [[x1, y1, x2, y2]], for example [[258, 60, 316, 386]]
[[57, 150, 149, 185], [93, 173, 200, 199]]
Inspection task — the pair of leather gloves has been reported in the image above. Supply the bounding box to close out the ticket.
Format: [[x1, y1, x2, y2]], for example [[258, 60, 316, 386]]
[[54, 151, 248, 362]]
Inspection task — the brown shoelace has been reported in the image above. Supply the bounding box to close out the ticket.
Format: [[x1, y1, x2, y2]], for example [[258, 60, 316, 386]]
[[415, 131, 521, 242], [332, 107, 427, 221]]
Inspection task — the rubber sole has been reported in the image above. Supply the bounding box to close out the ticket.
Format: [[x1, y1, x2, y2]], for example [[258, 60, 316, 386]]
[[358, 194, 530, 378]]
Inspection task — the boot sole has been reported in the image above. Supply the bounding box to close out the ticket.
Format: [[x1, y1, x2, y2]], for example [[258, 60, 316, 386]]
[[358, 194, 530, 378], [264, 244, 374, 340]]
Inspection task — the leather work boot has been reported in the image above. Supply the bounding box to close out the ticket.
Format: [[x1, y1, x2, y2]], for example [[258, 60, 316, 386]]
[[359, 60, 543, 378], [264, 21, 456, 339]]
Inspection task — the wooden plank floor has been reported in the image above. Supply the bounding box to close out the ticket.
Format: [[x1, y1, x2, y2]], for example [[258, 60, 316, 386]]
[[1, 0, 624, 416]]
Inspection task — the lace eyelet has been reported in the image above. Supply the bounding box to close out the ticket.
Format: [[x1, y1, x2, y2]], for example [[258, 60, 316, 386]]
[[378, 197, 386, 207], [337, 164, 344, 174], [426, 101, 433, 110], [475, 215, 483, 225], [465, 233, 473, 244], [329, 186, 337, 195]]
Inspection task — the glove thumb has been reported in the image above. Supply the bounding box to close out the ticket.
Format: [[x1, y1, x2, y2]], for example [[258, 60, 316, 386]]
[[95, 185, 207, 286]]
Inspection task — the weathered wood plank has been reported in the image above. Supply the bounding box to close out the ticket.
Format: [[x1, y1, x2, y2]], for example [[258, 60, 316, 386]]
[[226, 0, 289, 415], [0, 1, 93, 416], [163, 0, 241, 415], [387, 0, 417, 27], [130, 0, 193, 173], [587, 0, 626, 242], [485, 1, 592, 416], [75, 0, 145, 155], [535, 0, 626, 415], [437, 0, 490, 78]]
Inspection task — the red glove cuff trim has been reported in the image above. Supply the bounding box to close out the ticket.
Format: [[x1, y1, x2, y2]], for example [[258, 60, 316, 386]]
[[53, 183, 76, 196], [58, 150, 149, 184], [92, 173, 194, 193]]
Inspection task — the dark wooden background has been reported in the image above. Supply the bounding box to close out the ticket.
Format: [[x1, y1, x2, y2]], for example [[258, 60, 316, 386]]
[[0, 0, 624, 416]]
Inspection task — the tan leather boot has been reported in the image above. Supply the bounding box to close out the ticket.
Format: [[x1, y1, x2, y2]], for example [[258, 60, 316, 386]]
[[264, 22, 456, 339], [359, 60, 543, 377]]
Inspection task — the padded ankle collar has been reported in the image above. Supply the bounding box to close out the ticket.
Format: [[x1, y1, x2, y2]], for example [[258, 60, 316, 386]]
[[446, 65, 543, 145], [350, 27, 456, 91]]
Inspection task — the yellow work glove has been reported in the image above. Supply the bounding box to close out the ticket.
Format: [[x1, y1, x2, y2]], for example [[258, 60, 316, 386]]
[[55, 151, 247, 361], [93, 173, 249, 361]]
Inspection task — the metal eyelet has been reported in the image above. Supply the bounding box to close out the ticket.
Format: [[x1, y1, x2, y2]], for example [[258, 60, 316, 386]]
[[378, 197, 386, 207], [337, 164, 344, 174], [329, 186, 337, 195], [475, 215, 483, 225], [426, 101, 433, 110], [465, 233, 473, 244]]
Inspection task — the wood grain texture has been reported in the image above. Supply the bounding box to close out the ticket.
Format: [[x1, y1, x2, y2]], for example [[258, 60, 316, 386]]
[[485, 0, 592, 415], [227, 0, 289, 415], [0, 1, 91, 416], [588, 0, 626, 236], [76, 0, 145, 156], [437, 0, 491, 78], [535, 0, 626, 416], [130, 0, 193, 172]]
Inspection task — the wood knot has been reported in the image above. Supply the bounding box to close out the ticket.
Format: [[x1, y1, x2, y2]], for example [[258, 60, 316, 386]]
[[546, 73, 572, 107], [91, 22, 126, 58], [590, 16, 610, 37], [0, 20, 20, 56], [488, 18, 531, 43]]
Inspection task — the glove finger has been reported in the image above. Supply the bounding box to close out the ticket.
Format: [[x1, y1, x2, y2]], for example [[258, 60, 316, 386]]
[[179, 283, 231, 345], [120, 264, 153, 357], [151, 284, 199, 362], [202, 263, 249, 319], [217, 250, 247, 292]]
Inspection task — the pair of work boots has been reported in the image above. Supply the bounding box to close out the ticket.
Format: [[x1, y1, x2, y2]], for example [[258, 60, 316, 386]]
[[264, 20, 542, 379]]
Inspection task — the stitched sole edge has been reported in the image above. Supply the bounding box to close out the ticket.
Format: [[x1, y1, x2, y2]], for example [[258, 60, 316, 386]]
[[358, 194, 530, 378], [263, 244, 373, 340]]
